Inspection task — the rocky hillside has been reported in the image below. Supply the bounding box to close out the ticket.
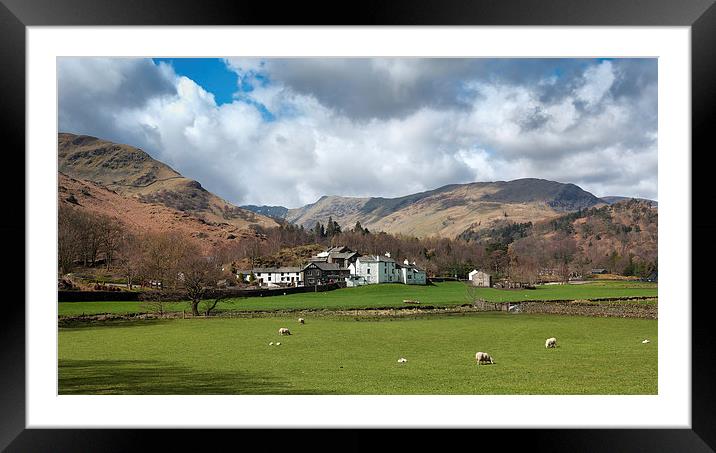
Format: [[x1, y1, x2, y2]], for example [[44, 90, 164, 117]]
[[284, 179, 604, 239], [58, 133, 279, 231], [601, 196, 658, 207]]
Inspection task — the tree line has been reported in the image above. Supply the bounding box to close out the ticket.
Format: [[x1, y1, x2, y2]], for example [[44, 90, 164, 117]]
[[59, 199, 657, 305]]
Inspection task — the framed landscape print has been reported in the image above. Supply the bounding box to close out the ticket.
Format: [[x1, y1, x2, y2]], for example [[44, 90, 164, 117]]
[[4, 0, 715, 450]]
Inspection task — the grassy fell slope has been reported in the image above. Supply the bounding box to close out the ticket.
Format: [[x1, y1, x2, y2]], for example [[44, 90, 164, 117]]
[[286, 178, 603, 238], [58, 133, 278, 231]]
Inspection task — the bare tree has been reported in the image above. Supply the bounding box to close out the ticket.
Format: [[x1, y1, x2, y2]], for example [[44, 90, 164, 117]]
[[58, 206, 81, 274], [116, 231, 143, 290], [98, 216, 125, 269], [178, 249, 223, 316]]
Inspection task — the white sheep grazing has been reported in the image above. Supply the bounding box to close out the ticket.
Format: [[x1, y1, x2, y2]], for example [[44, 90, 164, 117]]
[[276, 342, 281, 346], [278, 327, 291, 335], [397, 357, 407, 363], [642, 339, 650, 344], [475, 352, 494, 365], [269, 342, 274, 346], [298, 318, 305, 324], [545, 337, 557, 348]]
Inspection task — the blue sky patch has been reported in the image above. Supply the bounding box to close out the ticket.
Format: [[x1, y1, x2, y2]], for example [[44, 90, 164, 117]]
[[153, 58, 238, 106]]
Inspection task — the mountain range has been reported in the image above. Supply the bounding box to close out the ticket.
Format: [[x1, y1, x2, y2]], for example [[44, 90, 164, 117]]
[[243, 180, 656, 239], [58, 133, 656, 241]]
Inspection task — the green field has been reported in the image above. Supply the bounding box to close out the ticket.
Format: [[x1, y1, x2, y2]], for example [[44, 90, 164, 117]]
[[58, 281, 658, 316], [58, 313, 657, 395]]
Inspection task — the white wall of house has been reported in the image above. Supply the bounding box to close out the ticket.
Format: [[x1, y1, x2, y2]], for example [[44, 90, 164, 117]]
[[469, 270, 492, 287], [354, 256, 402, 284], [240, 270, 302, 286]]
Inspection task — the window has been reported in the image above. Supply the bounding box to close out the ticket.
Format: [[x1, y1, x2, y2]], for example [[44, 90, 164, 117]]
[[367, 268, 371, 274]]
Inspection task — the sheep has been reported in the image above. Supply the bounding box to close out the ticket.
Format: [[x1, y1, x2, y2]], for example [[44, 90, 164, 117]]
[[475, 352, 494, 365], [276, 342, 281, 346], [268, 341, 274, 346], [298, 317, 305, 324], [278, 327, 291, 335], [642, 339, 650, 344], [397, 357, 407, 363], [545, 337, 557, 349]]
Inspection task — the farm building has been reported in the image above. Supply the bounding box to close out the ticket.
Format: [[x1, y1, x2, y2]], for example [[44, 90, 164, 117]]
[[398, 259, 427, 285], [350, 253, 400, 284], [238, 267, 302, 287], [348, 253, 426, 285], [310, 246, 361, 268], [591, 268, 608, 275], [468, 269, 492, 287], [301, 262, 350, 286]]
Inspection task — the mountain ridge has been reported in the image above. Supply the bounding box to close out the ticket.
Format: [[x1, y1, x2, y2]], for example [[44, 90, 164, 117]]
[[272, 178, 604, 238], [58, 132, 279, 231]]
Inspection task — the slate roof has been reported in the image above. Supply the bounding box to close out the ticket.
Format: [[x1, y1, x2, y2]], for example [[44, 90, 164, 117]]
[[302, 262, 348, 272], [329, 251, 358, 259], [359, 255, 396, 263], [248, 267, 302, 273]]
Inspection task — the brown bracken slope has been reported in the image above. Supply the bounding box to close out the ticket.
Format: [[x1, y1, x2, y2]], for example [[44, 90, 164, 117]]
[[58, 133, 279, 231], [59, 172, 262, 249]]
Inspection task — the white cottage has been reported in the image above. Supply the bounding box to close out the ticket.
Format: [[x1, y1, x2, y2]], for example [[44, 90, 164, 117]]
[[468, 269, 492, 287], [238, 267, 303, 287], [350, 253, 426, 285], [351, 253, 400, 284]]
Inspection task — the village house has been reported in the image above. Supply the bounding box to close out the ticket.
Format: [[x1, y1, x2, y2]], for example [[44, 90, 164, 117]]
[[468, 269, 492, 287], [301, 261, 351, 286], [310, 246, 361, 268], [397, 259, 427, 285], [238, 267, 302, 287], [350, 252, 399, 284], [348, 253, 427, 285]]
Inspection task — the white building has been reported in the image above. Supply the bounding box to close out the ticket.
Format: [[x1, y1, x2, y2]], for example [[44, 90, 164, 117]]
[[468, 269, 492, 287], [238, 267, 303, 287], [351, 253, 399, 284], [350, 253, 426, 285]]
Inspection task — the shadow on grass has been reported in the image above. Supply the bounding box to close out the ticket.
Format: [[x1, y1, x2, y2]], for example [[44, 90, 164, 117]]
[[59, 359, 331, 395]]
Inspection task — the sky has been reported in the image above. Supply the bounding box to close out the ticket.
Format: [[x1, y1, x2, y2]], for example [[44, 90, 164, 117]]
[[57, 57, 657, 208]]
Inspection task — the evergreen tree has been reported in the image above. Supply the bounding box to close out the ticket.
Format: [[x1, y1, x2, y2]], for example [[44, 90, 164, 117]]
[[313, 221, 323, 237], [326, 216, 335, 236]]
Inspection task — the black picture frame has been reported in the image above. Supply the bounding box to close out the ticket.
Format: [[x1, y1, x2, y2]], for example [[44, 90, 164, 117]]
[[2, 0, 713, 450]]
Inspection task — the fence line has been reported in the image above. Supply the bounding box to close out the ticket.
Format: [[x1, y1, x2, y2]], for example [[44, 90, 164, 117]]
[[58, 282, 347, 302]]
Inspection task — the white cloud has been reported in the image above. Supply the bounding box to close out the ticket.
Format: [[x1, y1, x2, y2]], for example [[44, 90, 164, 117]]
[[58, 58, 658, 207], [575, 61, 616, 108]]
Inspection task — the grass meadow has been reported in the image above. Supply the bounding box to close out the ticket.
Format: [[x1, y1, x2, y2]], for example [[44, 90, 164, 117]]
[[59, 313, 657, 395], [58, 281, 658, 316]]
